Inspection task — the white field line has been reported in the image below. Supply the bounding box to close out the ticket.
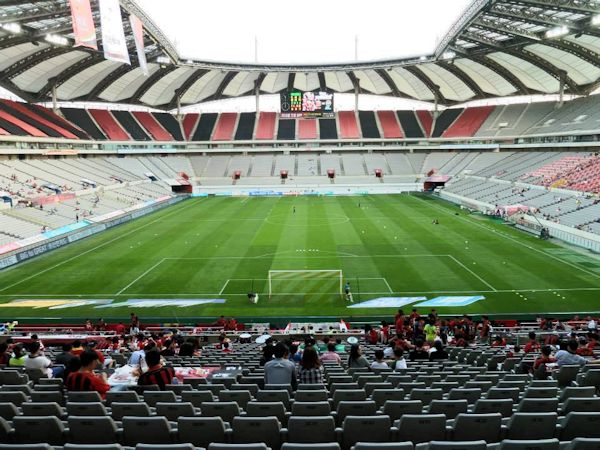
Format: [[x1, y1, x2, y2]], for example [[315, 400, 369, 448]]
[[0, 200, 197, 293], [412, 195, 600, 280], [218, 279, 230, 295], [115, 258, 166, 295], [447, 254, 497, 292], [382, 278, 394, 293]]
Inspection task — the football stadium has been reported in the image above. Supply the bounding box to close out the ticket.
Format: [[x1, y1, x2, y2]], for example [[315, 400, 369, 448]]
[[0, 0, 599, 448]]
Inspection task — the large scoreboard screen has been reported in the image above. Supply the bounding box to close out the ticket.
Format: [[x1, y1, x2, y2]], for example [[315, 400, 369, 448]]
[[280, 90, 334, 118]]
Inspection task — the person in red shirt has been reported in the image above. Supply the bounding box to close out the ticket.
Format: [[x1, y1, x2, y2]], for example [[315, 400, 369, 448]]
[[115, 322, 126, 335], [65, 350, 110, 399], [380, 321, 390, 344], [479, 315, 491, 342], [215, 316, 226, 328], [524, 332, 541, 353], [137, 349, 175, 390]]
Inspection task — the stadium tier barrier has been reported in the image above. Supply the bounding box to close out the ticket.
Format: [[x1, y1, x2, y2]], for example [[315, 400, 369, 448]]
[[191, 183, 421, 197], [0, 195, 187, 270]]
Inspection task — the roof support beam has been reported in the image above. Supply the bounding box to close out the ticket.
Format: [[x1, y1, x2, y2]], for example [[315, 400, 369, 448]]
[[500, 0, 600, 14], [128, 65, 178, 103], [167, 69, 208, 108], [1, 46, 70, 80], [375, 69, 402, 97], [404, 66, 449, 104], [436, 61, 486, 98], [211, 71, 239, 101], [84, 64, 130, 100], [36, 55, 104, 98]]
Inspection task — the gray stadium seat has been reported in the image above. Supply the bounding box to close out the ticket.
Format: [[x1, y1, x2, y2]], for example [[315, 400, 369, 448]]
[[66, 401, 108, 416], [559, 387, 596, 402], [396, 414, 447, 443], [473, 399, 514, 418], [447, 389, 482, 405], [336, 401, 377, 426], [410, 389, 444, 405], [219, 390, 253, 409], [371, 389, 406, 408], [352, 445, 413, 450], [155, 402, 196, 421], [333, 389, 368, 407], [516, 398, 558, 413], [382, 400, 423, 421], [428, 400, 468, 419], [286, 415, 338, 443], [291, 401, 331, 416], [122, 416, 175, 446], [181, 390, 214, 407], [558, 412, 600, 440], [294, 389, 328, 402], [245, 401, 288, 425], [565, 438, 600, 450], [0, 445, 55, 450], [505, 412, 558, 440], [201, 401, 241, 423], [64, 445, 125, 450], [255, 390, 291, 410], [342, 415, 393, 449], [208, 444, 270, 450], [496, 439, 559, 450], [67, 391, 103, 402], [142, 391, 177, 407], [283, 444, 340, 450], [111, 402, 153, 420], [0, 391, 28, 406], [106, 391, 141, 405], [415, 441, 487, 450], [21, 401, 64, 418], [0, 402, 19, 420], [13, 416, 66, 445], [561, 398, 600, 414], [177, 416, 229, 448], [67, 416, 120, 444], [231, 416, 281, 450], [450, 413, 502, 442], [136, 445, 197, 450]]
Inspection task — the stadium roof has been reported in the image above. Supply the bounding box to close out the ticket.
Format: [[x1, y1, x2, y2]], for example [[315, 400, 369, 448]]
[[0, 0, 599, 108]]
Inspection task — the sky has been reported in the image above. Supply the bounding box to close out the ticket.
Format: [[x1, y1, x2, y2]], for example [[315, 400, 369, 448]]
[[138, 0, 473, 65]]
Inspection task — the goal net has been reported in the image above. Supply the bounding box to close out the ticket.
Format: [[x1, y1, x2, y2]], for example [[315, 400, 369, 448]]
[[268, 270, 343, 298]]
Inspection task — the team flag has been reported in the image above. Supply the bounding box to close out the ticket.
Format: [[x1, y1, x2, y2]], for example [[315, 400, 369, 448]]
[[129, 14, 148, 76], [99, 0, 130, 64], [69, 0, 97, 49]]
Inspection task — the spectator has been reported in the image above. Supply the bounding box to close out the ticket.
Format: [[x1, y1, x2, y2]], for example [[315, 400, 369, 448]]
[[222, 342, 232, 353], [115, 322, 126, 335], [71, 340, 85, 357], [320, 343, 342, 363], [424, 319, 437, 343], [0, 342, 10, 365], [389, 348, 407, 370], [429, 341, 448, 361], [8, 344, 26, 367], [588, 316, 598, 332], [55, 343, 76, 367], [348, 344, 370, 369], [264, 343, 297, 389], [533, 345, 556, 379], [524, 332, 541, 353], [297, 347, 323, 384], [370, 350, 388, 369], [409, 339, 429, 361], [24, 341, 53, 378], [65, 350, 110, 399], [334, 338, 345, 352], [30, 334, 44, 351], [556, 340, 600, 367], [491, 335, 507, 347], [137, 349, 175, 390], [288, 343, 302, 363], [129, 343, 154, 368], [160, 339, 176, 357]]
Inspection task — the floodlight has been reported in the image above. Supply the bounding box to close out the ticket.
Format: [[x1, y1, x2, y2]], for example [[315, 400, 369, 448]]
[[442, 51, 456, 60], [45, 34, 69, 46], [545, 26, 568, 38], [592, 14, 600, 26], [1, 23, 21, 34], [156, 56, 171, 64]]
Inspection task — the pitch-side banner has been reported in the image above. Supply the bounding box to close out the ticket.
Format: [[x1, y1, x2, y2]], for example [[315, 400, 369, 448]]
[[99, 0, 130, 64], [129, 14, 148, 76], [69, 0, 97, 49]]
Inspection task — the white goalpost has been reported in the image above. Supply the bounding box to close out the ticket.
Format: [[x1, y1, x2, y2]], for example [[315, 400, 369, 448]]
[[268, 270, 343, 298]]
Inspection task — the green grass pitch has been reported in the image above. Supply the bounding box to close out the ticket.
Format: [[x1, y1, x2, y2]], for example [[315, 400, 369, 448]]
[[0, 193, 599, 321]]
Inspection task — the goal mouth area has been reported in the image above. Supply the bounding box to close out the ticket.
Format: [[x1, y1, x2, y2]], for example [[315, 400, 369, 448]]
[[268, 270, 343, 297]]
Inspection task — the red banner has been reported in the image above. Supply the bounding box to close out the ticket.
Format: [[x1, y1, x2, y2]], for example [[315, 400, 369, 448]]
[[69, 0, 98, 49]]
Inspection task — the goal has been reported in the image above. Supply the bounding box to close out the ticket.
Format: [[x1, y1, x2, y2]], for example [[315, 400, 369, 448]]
[[268, 270, 343, 298]]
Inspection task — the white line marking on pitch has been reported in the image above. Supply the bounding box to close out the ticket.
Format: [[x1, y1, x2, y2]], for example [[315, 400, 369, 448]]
[[116, 258, 165, 295], [0, 200, 196, 293], [412, 195, 600, 280], [383, 278, 394, 293], [218, 279, 230, 295], [447, 254, 497, 292]]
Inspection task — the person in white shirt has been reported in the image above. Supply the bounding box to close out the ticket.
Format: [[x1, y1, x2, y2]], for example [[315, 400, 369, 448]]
[[389, 348, 408, 371], [587, 317, 598, 332], [370, 350, 389, 370], [24, 341, 52, 378]]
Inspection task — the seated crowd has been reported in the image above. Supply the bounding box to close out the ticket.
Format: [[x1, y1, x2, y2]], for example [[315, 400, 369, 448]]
[[0, 309, 597, 449]]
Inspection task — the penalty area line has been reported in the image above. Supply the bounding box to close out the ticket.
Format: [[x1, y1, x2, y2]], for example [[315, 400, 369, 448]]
[[447, 255, 497, 292], [115, 258, 166, 295]]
